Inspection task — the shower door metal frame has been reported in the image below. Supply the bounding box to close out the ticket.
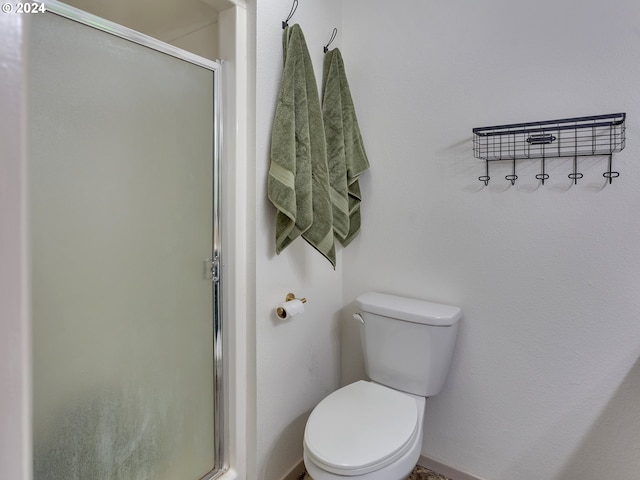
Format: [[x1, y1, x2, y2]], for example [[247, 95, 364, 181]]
[[41, 2, 226, 478]]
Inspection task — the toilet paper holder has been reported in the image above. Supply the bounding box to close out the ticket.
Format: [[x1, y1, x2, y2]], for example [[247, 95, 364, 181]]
[[276, 293, 307, 319]]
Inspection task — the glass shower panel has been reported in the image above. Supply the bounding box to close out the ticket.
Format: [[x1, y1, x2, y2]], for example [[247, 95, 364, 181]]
[[29, 12, 216, 480]]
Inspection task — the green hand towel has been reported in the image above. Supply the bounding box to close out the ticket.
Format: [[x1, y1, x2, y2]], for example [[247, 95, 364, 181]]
[[268, 25, 336, 267], [322, 48, 369, 247], [321, 49, 349, 241]]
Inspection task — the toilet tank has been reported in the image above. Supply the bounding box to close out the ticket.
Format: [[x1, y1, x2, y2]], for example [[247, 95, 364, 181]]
[[356, 292, 461, 397]]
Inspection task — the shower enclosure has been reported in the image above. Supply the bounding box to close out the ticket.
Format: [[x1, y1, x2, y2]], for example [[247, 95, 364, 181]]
[[29, 6, 223, 479]]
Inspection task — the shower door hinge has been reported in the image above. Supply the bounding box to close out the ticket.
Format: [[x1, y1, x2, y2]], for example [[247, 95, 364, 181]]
[[204, 255, 220, 283]]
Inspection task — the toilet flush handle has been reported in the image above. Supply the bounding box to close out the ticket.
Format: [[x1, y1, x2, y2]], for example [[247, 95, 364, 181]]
[[353, 312, 364, 324]]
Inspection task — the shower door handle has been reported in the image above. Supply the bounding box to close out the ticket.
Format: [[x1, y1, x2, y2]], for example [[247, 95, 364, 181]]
[[204, 255, 220, 283]]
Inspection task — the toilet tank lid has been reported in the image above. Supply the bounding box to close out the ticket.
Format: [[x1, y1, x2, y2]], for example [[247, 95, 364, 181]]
[[356, 292, 461, 326]]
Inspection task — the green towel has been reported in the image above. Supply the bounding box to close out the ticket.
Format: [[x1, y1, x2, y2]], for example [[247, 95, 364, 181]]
[[268, 25, 336, 268], [322, 48, 370, 247]]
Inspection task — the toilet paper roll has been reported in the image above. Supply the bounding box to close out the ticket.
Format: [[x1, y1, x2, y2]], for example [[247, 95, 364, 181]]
[[276, 299, 305, 319]]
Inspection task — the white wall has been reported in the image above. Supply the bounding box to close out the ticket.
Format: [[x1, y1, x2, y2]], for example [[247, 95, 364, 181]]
[[0, 14, 31, 480], [218, 5, 251, 479], [253, 1, 343, 479], [166, 21, 219, 61], [340, 1, 640, 479]]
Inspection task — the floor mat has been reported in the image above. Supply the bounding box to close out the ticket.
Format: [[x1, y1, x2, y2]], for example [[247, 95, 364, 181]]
[[409, 465, 453, 480]]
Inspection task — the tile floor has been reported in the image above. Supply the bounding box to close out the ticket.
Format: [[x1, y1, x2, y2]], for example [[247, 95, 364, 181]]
[[300, 465, 452, 480]]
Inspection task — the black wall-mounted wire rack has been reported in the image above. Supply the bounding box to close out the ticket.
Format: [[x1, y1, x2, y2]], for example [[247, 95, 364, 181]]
[[472, 113, 626, 186]]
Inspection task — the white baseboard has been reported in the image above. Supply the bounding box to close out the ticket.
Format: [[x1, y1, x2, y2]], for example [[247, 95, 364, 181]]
[[418, 455, 486, 480]]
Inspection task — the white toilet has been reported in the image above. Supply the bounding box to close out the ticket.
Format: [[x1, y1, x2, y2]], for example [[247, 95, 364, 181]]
[[303, 292, 461, 480]]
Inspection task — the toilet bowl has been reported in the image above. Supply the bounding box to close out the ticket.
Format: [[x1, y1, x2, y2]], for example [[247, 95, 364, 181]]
[[303, 381, 425, 480], [302, 292, 461, 480]]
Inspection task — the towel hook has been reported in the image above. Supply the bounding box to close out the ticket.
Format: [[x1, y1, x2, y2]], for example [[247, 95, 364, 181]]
[[505, 158, 518, 185], [323, 27, 338, 53], [568, 130, 582, 185], [603, 154, 620, 184], [535, 154, 549, 185], [282, 0, 298, 29], [568, 155, 583, 184], [478, 160, 490, 186]]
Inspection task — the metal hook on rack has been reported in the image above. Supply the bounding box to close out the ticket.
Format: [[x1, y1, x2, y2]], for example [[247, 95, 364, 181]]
[[568, 155, 583, 184], [282, 0, 298, 29], [478, 160, 490, 186], [535, 155, 549, 185], [323, 27, 338, 53], [603, 154, 620, 184], [505, 158, 518, 185]]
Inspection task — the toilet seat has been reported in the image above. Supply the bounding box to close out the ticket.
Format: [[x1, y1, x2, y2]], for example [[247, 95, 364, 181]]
[[304, 381, 419, 476]]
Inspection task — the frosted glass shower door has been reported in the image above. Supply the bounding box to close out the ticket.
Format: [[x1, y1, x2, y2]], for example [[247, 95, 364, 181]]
[[29, 11, 220, 480]]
